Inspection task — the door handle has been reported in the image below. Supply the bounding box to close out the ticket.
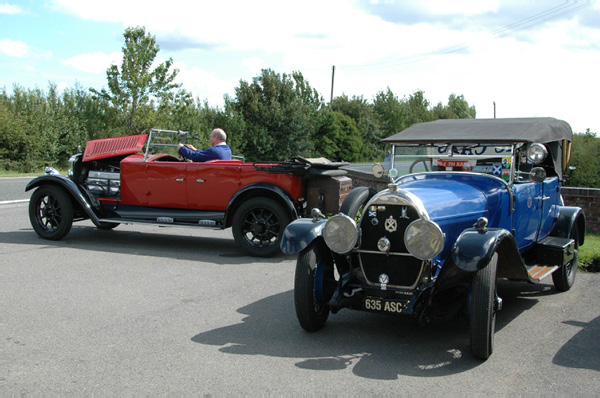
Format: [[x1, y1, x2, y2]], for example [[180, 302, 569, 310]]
[[175, 178, 184, 182], [197, 178, 205, 183]]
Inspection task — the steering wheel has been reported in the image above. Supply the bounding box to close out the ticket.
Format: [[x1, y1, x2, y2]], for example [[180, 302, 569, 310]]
[[408, 158, 432, 174]]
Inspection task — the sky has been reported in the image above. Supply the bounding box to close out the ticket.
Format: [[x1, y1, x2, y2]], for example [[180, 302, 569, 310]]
[[1, 0, 599, 134]]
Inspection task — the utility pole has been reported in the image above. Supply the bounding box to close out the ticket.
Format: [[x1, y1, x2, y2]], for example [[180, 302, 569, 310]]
[[330, 65, 335, 105], [493, 101, 496, 118]]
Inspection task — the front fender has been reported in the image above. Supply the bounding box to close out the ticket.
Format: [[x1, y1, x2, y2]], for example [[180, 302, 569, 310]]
[[451, 228, 518, 272], [280, 218, 327, 255], [26, 174, 103, 225]]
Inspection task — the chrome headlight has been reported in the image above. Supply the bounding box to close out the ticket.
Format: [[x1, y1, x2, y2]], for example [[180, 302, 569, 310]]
[[323, 214, 358, 254], [526, 143, 547, 164], [404, 219, 444, 260]]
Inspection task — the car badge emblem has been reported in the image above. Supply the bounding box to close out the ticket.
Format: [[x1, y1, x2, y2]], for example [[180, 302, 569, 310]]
[[384, 216, 397, 233], [368, 209, 377, 218], [379, 274, 390, 285], [371, 217, 379, 226], [400, 206, 409, 219]]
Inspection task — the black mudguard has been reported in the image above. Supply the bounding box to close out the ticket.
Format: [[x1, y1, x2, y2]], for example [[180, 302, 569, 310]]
[[450, 228, 519, 273], [224, 183, 299, 228], [26, 174, 104, 226], [552, 206, 586, 246], [280, 218, 327, 255], [434, 228, 524, 294]]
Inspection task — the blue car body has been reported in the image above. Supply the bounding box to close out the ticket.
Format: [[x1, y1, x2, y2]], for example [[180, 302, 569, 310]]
[[281, 117, 586, 360]]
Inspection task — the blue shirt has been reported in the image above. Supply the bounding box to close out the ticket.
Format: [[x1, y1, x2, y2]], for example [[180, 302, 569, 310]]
[[178, 144, 232, 162]]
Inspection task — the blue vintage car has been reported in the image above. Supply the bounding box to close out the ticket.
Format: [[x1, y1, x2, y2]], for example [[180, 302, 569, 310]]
[[281, 117, 586, 360]]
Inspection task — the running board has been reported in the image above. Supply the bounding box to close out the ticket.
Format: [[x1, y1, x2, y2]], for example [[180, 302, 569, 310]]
[[98, 218, 223, 230], [526, 265, 559, 282]]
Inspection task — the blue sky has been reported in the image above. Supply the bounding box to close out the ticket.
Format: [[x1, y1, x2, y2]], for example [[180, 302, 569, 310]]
[[1, 0, 599, 134]]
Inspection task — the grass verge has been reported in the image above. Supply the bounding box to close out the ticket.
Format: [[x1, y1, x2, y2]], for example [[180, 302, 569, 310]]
[[580, 232, 600, 271]]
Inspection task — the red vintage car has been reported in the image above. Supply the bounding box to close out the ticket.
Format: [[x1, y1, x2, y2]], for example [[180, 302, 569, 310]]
[[26, 129, 351, 256]]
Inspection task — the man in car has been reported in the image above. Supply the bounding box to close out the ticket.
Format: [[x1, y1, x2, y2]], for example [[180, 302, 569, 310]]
[[177, 128, 232, 162]]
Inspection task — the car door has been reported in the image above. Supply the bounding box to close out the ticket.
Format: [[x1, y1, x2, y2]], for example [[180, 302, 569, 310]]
[[512, 181, 543, 250], [186, 162, 241, 210], [144, 161, 188, 208], [538, 177, 560, 240]]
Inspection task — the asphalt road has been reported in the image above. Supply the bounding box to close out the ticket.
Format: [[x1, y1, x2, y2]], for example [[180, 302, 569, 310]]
[[1, 179, 599, 394]]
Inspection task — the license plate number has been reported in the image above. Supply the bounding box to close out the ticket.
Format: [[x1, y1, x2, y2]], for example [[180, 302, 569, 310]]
[[363, 297, 408, 314]]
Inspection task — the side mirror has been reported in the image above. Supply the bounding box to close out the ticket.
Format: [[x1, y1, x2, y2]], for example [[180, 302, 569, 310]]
[[530, 167, 547, 183]]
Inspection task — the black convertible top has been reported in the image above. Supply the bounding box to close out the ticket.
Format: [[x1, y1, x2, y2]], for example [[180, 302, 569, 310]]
[[382, 117, 572, 144]]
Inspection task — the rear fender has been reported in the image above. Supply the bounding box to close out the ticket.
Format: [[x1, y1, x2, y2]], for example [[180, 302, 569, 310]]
[[26, 175, 103, 225], [552, 206, 586, 246], [224, 183, 299, 228], [280, 218, 327, 255]]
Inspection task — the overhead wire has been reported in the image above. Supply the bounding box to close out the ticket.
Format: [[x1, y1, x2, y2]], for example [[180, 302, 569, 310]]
[[341, 0, 594, 71]]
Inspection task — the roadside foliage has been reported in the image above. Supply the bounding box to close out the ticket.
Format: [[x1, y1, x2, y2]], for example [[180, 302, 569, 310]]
[[0, 26, 596, 188]]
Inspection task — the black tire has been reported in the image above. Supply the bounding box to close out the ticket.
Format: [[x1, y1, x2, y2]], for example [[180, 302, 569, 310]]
[[232, 197, 291, 257], [470, 252, 499, 360], [552, 227, 579, 291], [294, 240, 335, 332], [340, 187, 374, 220], [29, 185, 74, 240]]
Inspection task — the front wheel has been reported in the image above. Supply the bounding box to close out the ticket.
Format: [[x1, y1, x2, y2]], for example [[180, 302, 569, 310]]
[[552, 227, 579, 291], [294, 240, 335, 332], [470, 252, 499, 360], [29, 185, 74, 240], [232, 197, 291, 257]]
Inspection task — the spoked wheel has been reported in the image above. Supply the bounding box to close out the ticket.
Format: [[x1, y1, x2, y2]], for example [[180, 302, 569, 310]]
[[29, 185, 74, 240], [552, 227, 579, 291], [294, 240, 337, 332], [469, 252, 500, 360], [232, 197, 291, 257], [408, 157, 432, 173]]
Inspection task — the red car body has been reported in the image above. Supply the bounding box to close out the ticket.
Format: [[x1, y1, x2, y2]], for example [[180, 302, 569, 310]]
[[26, 130, 351, 256]]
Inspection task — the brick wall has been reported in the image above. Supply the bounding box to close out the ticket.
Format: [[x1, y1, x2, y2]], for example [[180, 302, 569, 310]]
[[346, 170, 600, 234], [562, 187, 600, 234]]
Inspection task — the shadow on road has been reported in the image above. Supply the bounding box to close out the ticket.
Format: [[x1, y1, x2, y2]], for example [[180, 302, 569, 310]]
[[191, 280, 552, 379], [553, 315, 600, 372], [0, 224, 292, 265]]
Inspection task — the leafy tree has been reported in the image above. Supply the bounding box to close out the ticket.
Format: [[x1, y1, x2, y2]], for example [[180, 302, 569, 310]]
[[569, 130, 600, 188], [91, 26, 181, 133], [231, 69, 324, 161], [332, 94, 384, 161], [315, 109, 365, 162], [432, 93, 476, 119]]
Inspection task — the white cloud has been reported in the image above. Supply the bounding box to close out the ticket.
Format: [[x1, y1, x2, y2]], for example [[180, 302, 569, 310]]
[[173, 61, 237, 105], [0, 39, 29, 57], [46, 0, 600, 133], [0, 3, 22, 14], [419, 0, 499, 15], [62, 51, 122, 73]]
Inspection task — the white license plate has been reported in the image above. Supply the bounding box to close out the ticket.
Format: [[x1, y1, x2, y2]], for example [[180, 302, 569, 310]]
[[363, 297, 409, 314]]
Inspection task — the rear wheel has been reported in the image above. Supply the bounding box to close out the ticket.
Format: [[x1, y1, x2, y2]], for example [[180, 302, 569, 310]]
[[294, 240, 335, 332], [552, 227, 579, 291], [470, 252, 499, 360], [29, 185, 74, 240], [232, 197, 291, 257]]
